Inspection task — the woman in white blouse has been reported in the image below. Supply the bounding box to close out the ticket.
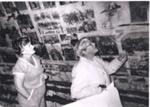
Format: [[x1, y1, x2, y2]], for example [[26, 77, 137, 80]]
[[12, 36, 48, 107]]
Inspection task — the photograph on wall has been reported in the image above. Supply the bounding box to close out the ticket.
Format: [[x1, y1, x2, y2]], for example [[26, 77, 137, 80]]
[[51, 12, 60, 20], [0, 22, 20, 47], [128, 55, 148, 71], [0, 55, 2, 63], [78, 20, 96, 33], [43, 2, 56, 8], [0, 22, 7, 47], [29, 2, 41, 10], [66, 27, 78, 34], [46, 64, 60, 75], [59, 34, 68, 42], [34, 43, 50, 60], [0, 3, 5, 16], [129, 1, 149, 22], [0, 16, 16, 28], [34, 12, 51, 22], [7, 27, 20, 47], [61, 44, 77, 61], [45, 43, 63, 61], [42, 34, 60, 44], [2, 2, 14, 14], [14, 2, 27, 11], [96, 2, 130, 34], [0, 50, 17, 63], [131, 69, 148, 77], [59, 1, 77, 5], [38, 21, 62, 35], [34, 12, 62, 35], [17, 14, 34, 32], [59, 65, 73, 73], [62, 8, 95, 25], [88, 35, 119, 55], [99, 2, 122, 29], [61, 3, 96, 33], [121, 32, 148, 55], [0, 33, 8, 47], [131, 76, 147, 85], [59, 33, 78, 45], [23, 32, 39, 44], [5, 26, 20, 40], [59, 34, 72, 44]]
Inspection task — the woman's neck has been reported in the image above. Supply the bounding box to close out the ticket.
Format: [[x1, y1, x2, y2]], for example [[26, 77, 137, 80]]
[[21, 54, 33, 61], [85, 54, 94, 61]]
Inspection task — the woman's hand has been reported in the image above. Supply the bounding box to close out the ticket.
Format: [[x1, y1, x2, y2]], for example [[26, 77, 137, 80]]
[[42, 73, 49, 80], [118, 53, 128, 63]]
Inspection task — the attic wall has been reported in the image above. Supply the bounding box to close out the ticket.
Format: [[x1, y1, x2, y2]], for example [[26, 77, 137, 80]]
[[0, 1, 149, 107]]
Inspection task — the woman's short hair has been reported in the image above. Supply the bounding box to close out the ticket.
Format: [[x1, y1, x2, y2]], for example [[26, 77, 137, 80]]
[[12, 36, 30, 55], [74, 37, 89, 57]]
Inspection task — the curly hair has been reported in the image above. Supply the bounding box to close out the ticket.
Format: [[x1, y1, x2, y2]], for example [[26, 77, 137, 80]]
[[12, 36, 30, 56]]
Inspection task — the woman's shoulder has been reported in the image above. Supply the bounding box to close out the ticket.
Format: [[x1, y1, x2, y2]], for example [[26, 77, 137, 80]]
[[14, 58, 25, 66], [12, 58, 27, 72]]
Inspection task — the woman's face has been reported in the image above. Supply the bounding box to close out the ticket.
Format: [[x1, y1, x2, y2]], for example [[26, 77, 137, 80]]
[[21, 42, 35, 55]]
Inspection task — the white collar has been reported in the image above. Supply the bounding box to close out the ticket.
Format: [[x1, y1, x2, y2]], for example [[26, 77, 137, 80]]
[[19, 56, 37, 68]]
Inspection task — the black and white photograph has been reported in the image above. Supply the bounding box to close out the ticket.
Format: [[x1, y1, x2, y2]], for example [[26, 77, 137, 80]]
[[42, 34, 60, 44], [0, 3, 5, 17], [128, 55, 148, 71], [0, 50, 17, 63], [51, 12, 60, 20], [121, 32, 149, 55], [78, 20, 97, 33], [45, 43, 63, 61], [14, 2, 27, 11], [43, 2, 56, 9], [34, 43, 50, 60], [17, 14, 34, 32], [59, 1, 77, 5], [7, 26, 20, 40], [61, 44, 77, 61], [34, 12, 51, 22], [0, 23, 20, 47], [129, 1, 149, 22], [2, 2, 14, 14], [23, 32, 39, 44], [29, 2, 41, 10], [0, 1, 149, 107], [34, 12, 62, 35]]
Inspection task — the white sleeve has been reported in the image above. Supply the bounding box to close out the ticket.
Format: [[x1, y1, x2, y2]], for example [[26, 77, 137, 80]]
[[101, 58, 123, 75]]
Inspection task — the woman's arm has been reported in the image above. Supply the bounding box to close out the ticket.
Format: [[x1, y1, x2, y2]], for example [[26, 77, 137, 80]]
[[14, 74, 30, 99]]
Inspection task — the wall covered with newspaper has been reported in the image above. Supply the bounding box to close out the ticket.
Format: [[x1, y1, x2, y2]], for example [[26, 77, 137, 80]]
[[0, 1, 149, 107]]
